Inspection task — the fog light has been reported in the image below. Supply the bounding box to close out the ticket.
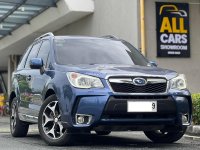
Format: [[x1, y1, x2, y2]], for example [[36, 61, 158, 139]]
[[76, 114, 92, 125], [182, 114, 189, 125], [77, 116, 85, 124]]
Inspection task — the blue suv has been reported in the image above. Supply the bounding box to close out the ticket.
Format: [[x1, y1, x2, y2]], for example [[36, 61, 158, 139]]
[[9, 33, 192, 146]]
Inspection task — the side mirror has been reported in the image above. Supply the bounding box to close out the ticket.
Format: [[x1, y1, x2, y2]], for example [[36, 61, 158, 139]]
[[30, 58, 43, 69], [147, 61, 158, 67]]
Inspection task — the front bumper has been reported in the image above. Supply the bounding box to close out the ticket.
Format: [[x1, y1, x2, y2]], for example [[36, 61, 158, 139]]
[[60, 88, 192, 131]]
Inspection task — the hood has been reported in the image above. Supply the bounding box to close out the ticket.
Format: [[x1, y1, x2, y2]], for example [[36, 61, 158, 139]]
[[57, 64, 178, 80]]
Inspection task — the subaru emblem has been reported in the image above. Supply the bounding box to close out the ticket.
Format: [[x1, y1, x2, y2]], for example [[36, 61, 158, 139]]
[[133, 78, 147, 86]]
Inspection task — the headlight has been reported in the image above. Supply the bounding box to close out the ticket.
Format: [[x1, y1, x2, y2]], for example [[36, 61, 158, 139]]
[[170, 74, 187, 90], [67, 72, 104, 89]]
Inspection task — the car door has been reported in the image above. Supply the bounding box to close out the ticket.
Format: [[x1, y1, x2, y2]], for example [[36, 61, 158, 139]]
[[18, 41, 42, 116], [28, 39, 51, 118], [13, 45, 31, 115]]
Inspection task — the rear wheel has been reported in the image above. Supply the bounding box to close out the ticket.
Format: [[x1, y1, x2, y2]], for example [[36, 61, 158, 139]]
[[95, 131, 111, 135], [10, 97, 29, 137], [38, 95, 73, 146], [144, 127, 187, 143], [3, 105, 9, 116]]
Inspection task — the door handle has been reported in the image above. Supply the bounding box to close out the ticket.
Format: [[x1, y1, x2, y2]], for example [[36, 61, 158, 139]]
[[26, 75, 32, 81]]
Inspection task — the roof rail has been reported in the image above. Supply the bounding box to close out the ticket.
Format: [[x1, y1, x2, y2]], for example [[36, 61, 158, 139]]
[[101, 35, 119, 40], [35, 32, 54, 41]]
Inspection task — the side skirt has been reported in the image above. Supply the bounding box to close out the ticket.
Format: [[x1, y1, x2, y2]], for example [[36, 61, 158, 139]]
[[18, 113, 38, 124]]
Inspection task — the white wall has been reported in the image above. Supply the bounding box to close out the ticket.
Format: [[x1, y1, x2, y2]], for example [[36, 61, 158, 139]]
[[145, 0, 200, 93], [55, 0, 140, 48]]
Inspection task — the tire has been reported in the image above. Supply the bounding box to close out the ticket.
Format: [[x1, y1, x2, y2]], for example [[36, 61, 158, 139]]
[[3, 105, 9, 116], [10, 97, 29, 137], [95, 131, 111, 136], [144, 127, 187, 143], [38, 95, 72, 146]]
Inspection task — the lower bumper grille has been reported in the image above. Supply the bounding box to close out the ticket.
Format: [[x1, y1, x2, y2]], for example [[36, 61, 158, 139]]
[[102, 96, 176, 119]]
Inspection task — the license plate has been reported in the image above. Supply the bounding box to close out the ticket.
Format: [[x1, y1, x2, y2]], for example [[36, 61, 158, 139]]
[[127, 101, 157, 112]]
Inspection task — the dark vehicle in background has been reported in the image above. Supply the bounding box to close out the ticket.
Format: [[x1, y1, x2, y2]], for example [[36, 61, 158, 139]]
[[9, 33, 192, 146]]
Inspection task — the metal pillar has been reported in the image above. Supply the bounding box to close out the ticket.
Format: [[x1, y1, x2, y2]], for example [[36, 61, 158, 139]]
[[7, 55, 20, 95]]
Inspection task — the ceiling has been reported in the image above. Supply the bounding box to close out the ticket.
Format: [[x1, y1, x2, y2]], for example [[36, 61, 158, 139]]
[[0, 0, 94, 70], [0, 0, 58, 38]]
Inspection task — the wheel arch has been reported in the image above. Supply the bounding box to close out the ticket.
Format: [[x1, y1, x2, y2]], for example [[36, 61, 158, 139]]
[[9, 91, 16, 109], [44, 89, 55, 100]]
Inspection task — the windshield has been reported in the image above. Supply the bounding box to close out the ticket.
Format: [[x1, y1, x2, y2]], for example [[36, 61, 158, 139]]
[[54, 37, 148, 66]]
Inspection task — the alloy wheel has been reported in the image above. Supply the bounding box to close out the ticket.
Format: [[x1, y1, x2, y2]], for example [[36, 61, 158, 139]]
[[42, 101, 66, 139], [10, 103, 17, 132]]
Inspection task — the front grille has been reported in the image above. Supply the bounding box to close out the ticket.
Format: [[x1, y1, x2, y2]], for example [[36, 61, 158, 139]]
[[109, 77, 167, 93]]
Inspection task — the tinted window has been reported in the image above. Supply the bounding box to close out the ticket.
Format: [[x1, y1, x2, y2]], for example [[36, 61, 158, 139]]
[[25, 41, 41, 68], [17, 45, 32, 70], [54, 38, 148, 66], [37, 40, 50, 67]]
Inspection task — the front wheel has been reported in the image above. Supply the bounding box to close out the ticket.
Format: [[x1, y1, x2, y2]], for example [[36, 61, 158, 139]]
[[144, 127, 187, 143], [38, 95, 73, 146]]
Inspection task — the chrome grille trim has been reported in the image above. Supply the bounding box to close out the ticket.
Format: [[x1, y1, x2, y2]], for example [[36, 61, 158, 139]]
[[109, 78, 133, 84], [147, 78, 167, 84], [109, 78, 167, 84]]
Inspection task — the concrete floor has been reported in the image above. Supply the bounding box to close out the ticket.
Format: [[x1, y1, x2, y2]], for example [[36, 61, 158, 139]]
[[0, 116, 200, 150]]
